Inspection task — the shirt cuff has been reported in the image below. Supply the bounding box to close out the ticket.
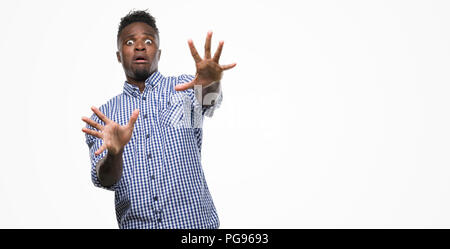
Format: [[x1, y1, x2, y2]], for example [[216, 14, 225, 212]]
[[202, 90, 223, 117]]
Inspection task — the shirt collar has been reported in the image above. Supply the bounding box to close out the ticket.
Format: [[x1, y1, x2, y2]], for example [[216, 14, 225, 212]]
[[123, 71, 163, 97]]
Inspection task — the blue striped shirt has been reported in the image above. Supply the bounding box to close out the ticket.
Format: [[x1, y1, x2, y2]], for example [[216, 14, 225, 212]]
[[85, 71, 222, 229]]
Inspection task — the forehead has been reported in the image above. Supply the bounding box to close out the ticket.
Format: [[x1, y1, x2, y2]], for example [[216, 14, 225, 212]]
[[119, 22, 158, 40]]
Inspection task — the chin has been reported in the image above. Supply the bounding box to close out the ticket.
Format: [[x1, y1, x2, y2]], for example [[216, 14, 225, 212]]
[[133, 69, 151, 81]]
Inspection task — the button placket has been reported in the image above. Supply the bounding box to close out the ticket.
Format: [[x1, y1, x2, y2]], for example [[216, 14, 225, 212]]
[[141, 93, 152, 160], [146, 87, 164, 227]]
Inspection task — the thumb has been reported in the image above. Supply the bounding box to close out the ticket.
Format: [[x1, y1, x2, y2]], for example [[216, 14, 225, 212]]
[[175, 81, 194, 91], [127, 109, 139, 129]]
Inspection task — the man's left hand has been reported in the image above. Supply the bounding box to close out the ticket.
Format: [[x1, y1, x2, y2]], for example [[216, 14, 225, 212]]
[[175, 31, 236, 91]]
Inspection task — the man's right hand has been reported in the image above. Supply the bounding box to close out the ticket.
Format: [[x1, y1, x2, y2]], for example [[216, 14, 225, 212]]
[[82, 106, 139, 156]]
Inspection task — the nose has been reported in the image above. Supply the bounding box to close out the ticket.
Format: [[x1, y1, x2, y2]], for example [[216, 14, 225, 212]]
[[135, 41, 145, 51]]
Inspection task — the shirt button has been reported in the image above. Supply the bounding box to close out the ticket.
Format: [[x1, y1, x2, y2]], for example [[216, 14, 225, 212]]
[[151, 175, 155, 180], [144, 114, 148, 119], [154, 196, 158, 201], [147, 154, 152, 159], [146, 134, 150, 139], [157, 218, 162, 223], [142, 96, 146, 100]]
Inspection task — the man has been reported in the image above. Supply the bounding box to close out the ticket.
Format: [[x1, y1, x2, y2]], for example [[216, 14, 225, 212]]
[[81, 10, 235, 229]]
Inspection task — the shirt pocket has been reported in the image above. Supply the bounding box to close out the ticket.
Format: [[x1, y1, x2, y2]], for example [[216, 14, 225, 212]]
[[159, 93, 188, 127]]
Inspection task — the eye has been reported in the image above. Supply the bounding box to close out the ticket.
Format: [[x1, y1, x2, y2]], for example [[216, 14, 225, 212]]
[[126, 40, 134, 46], [145, 39, 153, 45]]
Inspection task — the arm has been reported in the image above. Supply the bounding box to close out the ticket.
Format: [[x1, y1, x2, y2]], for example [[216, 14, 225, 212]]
[[95, 149, 124, 188], [82, 106, 139, 188]]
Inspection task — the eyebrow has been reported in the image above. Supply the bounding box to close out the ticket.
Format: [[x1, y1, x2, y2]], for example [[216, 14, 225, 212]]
[[124, 32, 156, 39]]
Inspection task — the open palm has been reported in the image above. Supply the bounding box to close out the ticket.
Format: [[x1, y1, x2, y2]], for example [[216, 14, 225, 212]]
[[175, 31, 236, 91], [82, 106, 139, 156]]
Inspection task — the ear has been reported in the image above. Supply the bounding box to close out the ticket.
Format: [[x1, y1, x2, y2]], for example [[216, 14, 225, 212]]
[[116, 51, 122, 63], [157, 49, 161, 61]]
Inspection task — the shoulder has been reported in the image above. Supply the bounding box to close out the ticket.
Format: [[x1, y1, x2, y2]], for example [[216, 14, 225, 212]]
[[158, 74, 195, 97], [161, 74, 195, 86], [176, 74, 195, 84], [99, 93, 127, 113]]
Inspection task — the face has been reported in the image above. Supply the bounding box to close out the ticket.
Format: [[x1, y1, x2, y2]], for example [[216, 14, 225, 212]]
[[116, 22, 161, 83]]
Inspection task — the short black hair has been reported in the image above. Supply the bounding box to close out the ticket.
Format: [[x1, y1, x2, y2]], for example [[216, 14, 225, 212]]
[[117, 10, 159, 41]]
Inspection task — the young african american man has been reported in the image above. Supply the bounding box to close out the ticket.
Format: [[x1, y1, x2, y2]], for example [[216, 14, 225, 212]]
[[81, 10, 235, 229]]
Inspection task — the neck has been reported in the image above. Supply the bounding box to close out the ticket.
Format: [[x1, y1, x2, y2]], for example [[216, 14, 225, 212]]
[[126, 78, 145, 93], [126, 70, 157, 93]]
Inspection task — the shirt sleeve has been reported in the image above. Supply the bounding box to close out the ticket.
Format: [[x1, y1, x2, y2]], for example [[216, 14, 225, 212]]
[[176, 74, 223, 118], [85, 105, 120, 191]]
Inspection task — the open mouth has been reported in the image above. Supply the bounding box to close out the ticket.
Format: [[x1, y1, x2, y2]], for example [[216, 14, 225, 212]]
[[133, 55, 149, 63]]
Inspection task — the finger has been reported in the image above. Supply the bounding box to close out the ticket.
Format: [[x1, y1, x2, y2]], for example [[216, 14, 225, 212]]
[[175, 81, 195, 91], [82, 127, 103, 139], [81, 116, 104, 131], [213, 41, 224, 63], [221, 63, 237, 71], [91, 106, 110, 124], [204, 31, 212, 59], [95, 144, 107, 156], [188, 39, 202, 63], [126, 109, 139, 129]]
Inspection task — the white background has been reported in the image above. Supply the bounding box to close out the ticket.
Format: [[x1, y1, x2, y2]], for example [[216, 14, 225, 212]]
[[0, 0, 450, 228]]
